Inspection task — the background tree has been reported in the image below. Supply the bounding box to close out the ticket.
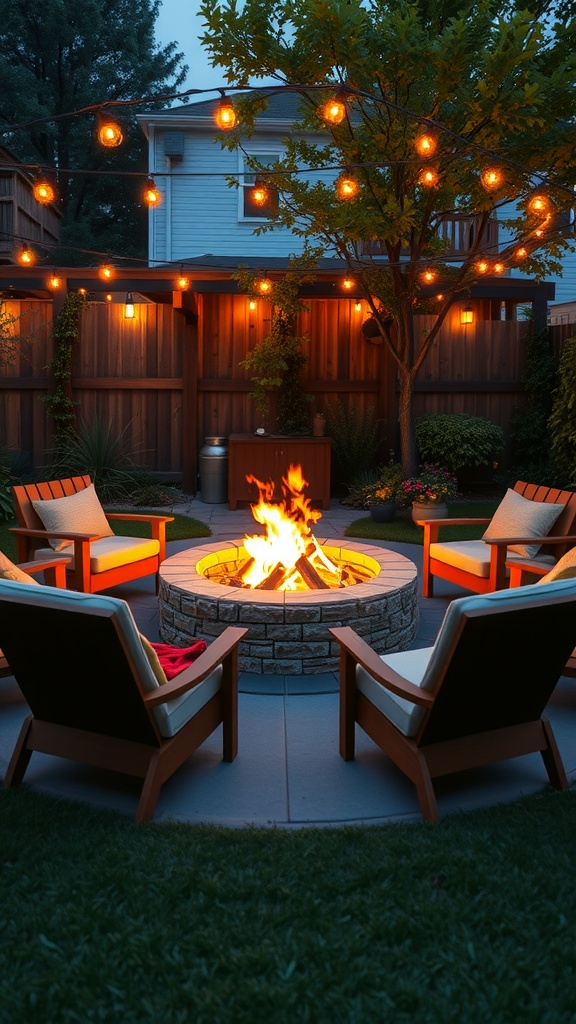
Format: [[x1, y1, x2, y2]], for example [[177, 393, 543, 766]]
[[0, 0, 188, 263], [199, 0, 576, 475]]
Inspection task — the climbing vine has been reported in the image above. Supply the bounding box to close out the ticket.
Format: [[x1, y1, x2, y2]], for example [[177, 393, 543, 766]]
[[44, 293, 87, 444]]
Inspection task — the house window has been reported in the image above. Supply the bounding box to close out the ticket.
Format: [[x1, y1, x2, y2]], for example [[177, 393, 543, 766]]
[[240, 153, 280, 220]]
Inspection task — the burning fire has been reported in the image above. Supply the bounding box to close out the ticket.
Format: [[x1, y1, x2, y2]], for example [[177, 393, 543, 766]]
[[200, 464, 369, 592]]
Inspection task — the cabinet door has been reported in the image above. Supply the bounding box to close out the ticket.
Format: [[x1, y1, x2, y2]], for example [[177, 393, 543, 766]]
[[228, 438, 331, 509]]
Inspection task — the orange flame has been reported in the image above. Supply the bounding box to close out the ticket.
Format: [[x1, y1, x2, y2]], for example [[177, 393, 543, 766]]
[[241, 464, 339, 590]]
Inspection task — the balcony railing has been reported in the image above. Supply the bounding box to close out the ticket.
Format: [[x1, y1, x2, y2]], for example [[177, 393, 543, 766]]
[[362, 213, 499, 258]]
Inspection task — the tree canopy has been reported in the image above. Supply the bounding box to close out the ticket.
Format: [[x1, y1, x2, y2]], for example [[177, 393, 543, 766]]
[[199, 0, 576, 473], [0, 0, 188, 262]]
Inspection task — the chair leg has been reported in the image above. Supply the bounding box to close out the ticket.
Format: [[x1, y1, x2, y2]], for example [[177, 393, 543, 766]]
[[4, 715, 34, 788], [136, 752, 163, 823], [414, 753, 439, 822], [339, 649, 356, 760], [540, 717, 568, 791]]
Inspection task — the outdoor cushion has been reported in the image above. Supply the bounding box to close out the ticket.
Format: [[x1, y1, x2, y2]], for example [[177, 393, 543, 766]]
[[32, 536, 160, 573], [536, 545, 576, 585], [482, 488, 565, 558], [31, 483, 114, 552], [428, 539, 555, 578], [356, 580, 576, 738], [0, 549, 40, 585]]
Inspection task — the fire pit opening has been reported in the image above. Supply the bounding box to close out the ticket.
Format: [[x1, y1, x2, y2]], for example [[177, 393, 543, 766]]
[[200, 464, 377, 591], [158, 464, 418, 675]]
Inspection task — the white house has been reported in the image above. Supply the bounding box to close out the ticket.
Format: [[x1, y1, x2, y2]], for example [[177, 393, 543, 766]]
[[137, 93, 576, 315]]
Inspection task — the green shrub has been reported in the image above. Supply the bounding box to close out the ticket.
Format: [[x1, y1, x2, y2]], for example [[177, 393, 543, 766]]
[[548, 336, 576, 487], [44, 417, 181, 505], [508, 324, 559, 480], [325, 400, 383, 488], [342, 459, 404, 509], [415, 413, 504, 472]]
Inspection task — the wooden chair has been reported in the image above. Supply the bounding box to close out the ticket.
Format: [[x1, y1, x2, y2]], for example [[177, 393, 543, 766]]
[[0, 552, 70, 679], [10, 475, 174, 594], [329, 578, 576, 822], [0, 579, 247, 822], [420, 480, 576, 597]]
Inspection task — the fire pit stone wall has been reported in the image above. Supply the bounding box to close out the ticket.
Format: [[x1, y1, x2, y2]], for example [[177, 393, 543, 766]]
[[158, 540, 419, 676]]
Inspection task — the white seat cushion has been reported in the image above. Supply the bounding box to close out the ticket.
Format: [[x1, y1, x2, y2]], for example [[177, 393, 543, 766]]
[[33, 536, 160, 573], [429, 540, 555, 578]]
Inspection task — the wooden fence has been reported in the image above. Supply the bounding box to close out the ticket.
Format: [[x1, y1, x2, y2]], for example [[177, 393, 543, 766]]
[[0, 292, 565, 493]]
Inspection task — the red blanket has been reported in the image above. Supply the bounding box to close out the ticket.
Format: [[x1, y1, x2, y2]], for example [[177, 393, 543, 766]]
[[150, 640, 207, 680]]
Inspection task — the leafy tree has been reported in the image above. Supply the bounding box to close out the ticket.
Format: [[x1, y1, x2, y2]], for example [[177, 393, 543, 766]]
[[0, 0, 188, 262], [199, 0, 576, 474]]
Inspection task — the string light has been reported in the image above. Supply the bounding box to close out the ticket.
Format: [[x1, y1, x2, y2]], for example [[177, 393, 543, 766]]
[[320, 91, 347, 125], [176, 271, 190, 290], [47, 271, 62, 289], [248, 299, 257, 310], [255, 275, 273, 295], [143, 178, 161, 206], [214, 93, 236, 130], [493, 261, 505, 274], [33, 176, 56, 204], [480, 167, 503, 190], [250, 178, 269, 206], [341, 275, 355, 290], [98, 263, 114, 281], [105, 293, 113, 302], [515, 247, 528, 260], [420, 269, 437, 283], [527, 193, 550, 216], [17, 246, 35, 266], [418, 167, 439, 187], [96, 111, 123, 148], [476, 260, 490, 274], [335, 172, 359, 200], [415, 133, 437, 157]]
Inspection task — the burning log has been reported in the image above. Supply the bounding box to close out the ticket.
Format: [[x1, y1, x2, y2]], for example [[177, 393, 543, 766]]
[[294, 553, 331, 589]]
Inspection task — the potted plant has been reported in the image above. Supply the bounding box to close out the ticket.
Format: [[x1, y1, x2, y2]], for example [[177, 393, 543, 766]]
[[359, 459, 404, 521], [397, 464, 460, 522]]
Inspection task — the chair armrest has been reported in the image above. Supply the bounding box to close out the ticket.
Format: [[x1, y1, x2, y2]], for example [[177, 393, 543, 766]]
[[9, 526, 99, 541], [105, 513, 174, 524], [329, 626, 434, 707], [17, 556, 72, 573], [484, 532, 576, 548], [142, 627, 248, 706], [420, 517, 492, 544]]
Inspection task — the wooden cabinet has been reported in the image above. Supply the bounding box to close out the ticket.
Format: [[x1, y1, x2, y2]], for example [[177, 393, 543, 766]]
[[228, 434, 331, 510]]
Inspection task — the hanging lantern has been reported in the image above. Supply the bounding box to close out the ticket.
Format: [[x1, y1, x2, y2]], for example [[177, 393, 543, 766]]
[[248, 299, 257, 311], [335, 172, 359, 200], [460, 304, 474, 325], [176, 272, 190, 290], [418, 167, 439, 188], [33, 176, 56, 204], [320, 91, 347, 125], [354, 301, 362, 312], [17, 246, 35, 266], [255, 275, 273, 295], [480, 167, 503, 191], [214, 94, 236, 130], [97, 112, 123, 148], [415, 133, 437, 157], [98, 263, 114, 281], [124, 292, 135, 318], [250, 178, 270, 207], [143, 178, 161, 206]]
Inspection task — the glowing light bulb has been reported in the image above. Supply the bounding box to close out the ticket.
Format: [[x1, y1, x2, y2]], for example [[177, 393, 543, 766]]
[[415, 133, 437, 157], [143, 179, 161, 206], [335, 173, 359, 200], [99, 264, 114, 281], [421, 269, 437, 283], [321, 94, 347, 125], [97, 117, 123, 147], [214, 96, 236, 129], [480, 167, 503, 190], [476, 260, 490, 274], [33, 179, 55, 204], [18, 246, 35, 266], [418, 168, 439, 187]]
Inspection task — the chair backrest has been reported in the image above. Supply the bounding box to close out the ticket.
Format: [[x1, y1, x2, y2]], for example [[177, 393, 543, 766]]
[[513, 480, 576, 559], [12, 475, 93, 532], [418, 576, 576, 746], [0, 578, 162, 746]]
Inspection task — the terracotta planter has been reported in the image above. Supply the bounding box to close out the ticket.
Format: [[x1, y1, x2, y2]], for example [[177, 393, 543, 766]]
[[411, 501, 448, 523], [369, 503, 396, 523]]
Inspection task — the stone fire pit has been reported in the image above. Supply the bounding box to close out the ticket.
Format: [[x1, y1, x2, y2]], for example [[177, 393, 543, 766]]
[[158, 539, 418, 676]]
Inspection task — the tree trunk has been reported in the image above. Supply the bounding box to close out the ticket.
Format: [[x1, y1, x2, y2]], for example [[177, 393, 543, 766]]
[[397, 366, 418, 477]]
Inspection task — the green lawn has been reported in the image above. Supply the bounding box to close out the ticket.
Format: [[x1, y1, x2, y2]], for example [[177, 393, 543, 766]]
[[0, 785, 575, 1022], [0, 510, 210, 562], [345, 500, 499, 544]]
